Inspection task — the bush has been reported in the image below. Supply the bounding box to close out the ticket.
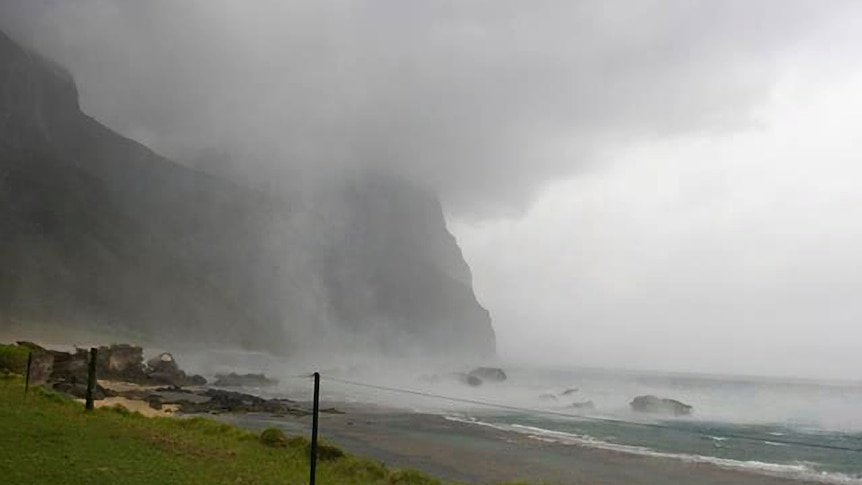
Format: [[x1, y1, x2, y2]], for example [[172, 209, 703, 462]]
[[388, 469, 441, 485], [286, 435, 344, 461], [0, 344, 30, 374], [287, 435, 309, 450], [259, 427, 287, 447], [34, 386, 71, 404], [315, 441, 345, 461], [332, 457, 388, 481]]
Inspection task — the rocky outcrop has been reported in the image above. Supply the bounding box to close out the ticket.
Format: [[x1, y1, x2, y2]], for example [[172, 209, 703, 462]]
[[468, 367, 507, 383], [0, 30, 495, 358], [630, 395, 693, 416], [456, 373, 483, 387], [22, 344, 206, 398], [570, 400, 595, 411], [213, 373, 277, 388], [96, 344, 146, 381], [177, 389, 307, 415]]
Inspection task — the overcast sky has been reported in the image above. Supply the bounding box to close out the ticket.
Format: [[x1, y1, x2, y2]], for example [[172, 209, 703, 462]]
[[3, 1, 862, 379]]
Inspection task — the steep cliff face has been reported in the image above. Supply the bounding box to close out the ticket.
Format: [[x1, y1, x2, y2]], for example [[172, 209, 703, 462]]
[[0, 31, 495, 358]]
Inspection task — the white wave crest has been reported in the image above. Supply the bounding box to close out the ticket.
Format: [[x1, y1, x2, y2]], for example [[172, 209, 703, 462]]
[[443, 416, 862, 484]]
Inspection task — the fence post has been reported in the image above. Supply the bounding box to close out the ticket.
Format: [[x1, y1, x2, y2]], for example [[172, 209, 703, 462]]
[[85, 347, 97, 411], [24, 351, 33, 396], [309, 371, 320, 485]]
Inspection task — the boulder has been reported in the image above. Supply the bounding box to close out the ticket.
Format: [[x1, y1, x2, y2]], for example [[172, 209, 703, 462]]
[[96, 344, 147, 381], [51, 381, 111, 400], [213, 373, 277, 388], [27, 351, 54, 385], [467, 367, 507, 382], [630, 395, 693, 416], [189, 374, 208, 386], [177, 389, 308, 416], [48, 348, 90, 384], [570, 400, 595, 411], [145, 353, 188, 386], [455, 372, 483, 387]]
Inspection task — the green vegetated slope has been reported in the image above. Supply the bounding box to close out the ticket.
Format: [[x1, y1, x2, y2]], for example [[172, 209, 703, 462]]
[[0, 376, 445, 485]]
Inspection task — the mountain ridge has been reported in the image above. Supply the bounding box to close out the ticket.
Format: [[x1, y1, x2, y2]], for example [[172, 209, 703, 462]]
[[0, 30, 495, 359]]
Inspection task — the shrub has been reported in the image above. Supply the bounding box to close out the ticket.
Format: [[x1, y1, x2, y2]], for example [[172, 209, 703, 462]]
[[34, 386, 71, 404], [286, 435, 344, 461], [388, 469, 441, 485], [287, 435, 309, 450], [0, 344, 30, 374], [259, 427, 287, 447], [332, 457, 388, 481], [315, 441, 345, 461]]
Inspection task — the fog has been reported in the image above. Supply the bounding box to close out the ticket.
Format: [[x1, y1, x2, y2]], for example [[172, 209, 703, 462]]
[[3, 1, 862, 380]]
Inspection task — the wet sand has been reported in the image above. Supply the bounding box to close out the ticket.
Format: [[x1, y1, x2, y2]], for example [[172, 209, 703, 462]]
[[217, 404, 823, 485]]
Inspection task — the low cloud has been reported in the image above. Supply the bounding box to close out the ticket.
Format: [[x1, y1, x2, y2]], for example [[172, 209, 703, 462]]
[[1, 1, 855, 215]]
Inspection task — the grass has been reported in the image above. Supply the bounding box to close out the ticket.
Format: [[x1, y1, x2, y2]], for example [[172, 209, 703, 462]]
[[0, 375, 453, 485], [0, 343, 30, 375]]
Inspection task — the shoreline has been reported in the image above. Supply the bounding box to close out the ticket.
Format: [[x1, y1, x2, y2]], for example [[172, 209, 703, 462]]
[[216, 403, 828, 485]]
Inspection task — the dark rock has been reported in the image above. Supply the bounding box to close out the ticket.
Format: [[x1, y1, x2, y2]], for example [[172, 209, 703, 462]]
[[456, 373, 483, 387], [213, 372, 277, 388], [630, 395, 693, 416], [189, 374, 207, 386], [570, 400, 595, 411], [561, 388, 578, 396], [178, 389, 309, 416], [27, 351, 54, 386], [48, 348, 89, 384], [147, 395, 163, 410], [146, 352, 179, 374], [154, 386, 195, 394], [52, 381, 109, 400], [468, 367, 507, 382], [145, 353, 188, 386], [96, 344, 147, 382]]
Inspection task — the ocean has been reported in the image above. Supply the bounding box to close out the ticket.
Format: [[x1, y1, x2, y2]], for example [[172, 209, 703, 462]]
[[186, 351, 862, 484], [309, 366, 862, 483]]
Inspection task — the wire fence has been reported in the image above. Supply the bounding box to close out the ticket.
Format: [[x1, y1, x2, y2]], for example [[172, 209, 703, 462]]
[[320, 375, 862, 454]]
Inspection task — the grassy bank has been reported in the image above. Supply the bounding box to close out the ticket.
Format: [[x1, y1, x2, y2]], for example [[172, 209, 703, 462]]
[[0, 375, 449, 485]]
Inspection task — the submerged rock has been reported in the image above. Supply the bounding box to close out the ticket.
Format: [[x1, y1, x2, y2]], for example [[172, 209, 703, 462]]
[[570, 400, 595, 411], [467, 367, 507, 382], [456, 372, 483, 387], [630, 395, 693, 416], [561, 388, 578, 396]]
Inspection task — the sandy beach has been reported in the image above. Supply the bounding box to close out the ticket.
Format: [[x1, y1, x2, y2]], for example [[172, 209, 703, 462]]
[[217, 404, 826, 485]]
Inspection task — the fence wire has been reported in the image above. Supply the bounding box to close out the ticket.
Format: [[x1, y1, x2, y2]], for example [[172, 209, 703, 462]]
[[321, 375, 862, 453]]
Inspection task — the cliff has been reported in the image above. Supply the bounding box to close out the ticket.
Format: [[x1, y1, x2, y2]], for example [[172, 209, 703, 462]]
[[0, 30, 495, 358]]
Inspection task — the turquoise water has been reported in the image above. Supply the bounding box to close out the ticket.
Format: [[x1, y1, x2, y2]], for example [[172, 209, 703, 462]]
[[188, 350, 862, 483], [458, 412, 862, 481], [443, 368, 862, 483]]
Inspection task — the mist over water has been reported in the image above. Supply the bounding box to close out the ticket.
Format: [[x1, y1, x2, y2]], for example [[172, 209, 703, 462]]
[[180, 347, 862, 482], [3, 2, 862, 481]]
